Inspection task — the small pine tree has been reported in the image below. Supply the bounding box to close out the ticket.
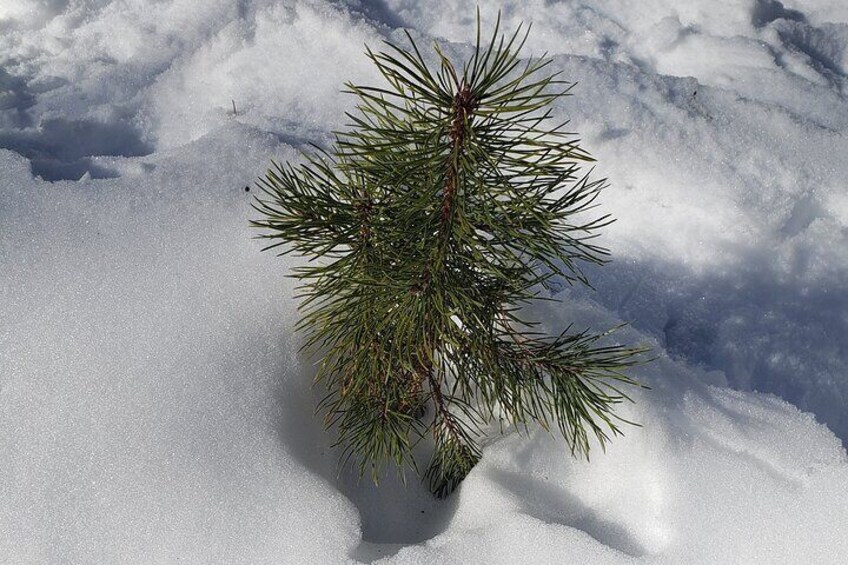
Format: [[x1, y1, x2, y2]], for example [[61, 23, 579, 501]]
[[252, 15, 646, 497]]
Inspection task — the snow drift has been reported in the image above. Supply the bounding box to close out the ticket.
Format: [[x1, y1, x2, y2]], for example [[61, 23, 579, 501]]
[[1, 0, 847, 563]]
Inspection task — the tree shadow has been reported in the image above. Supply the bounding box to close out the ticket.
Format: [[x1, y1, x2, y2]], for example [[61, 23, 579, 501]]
[[270, 342, 460, 562], [486, 466, 647, 557], [568, 249, 848, 448]]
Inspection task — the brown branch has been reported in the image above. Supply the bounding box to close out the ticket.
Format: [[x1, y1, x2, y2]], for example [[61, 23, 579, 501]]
[[357, 188, 374, 246], [422, 360, 464, 443], [413, 80, 477, 297], [439, 81, 477, 236], [409, 77, 479, 459]]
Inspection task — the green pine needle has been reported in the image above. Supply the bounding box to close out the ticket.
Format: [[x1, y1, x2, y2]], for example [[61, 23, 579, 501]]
[[252, 12, 648, 498]]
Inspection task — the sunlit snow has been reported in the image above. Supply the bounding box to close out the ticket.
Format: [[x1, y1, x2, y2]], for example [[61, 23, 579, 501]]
[[1, 1, 847, 563]]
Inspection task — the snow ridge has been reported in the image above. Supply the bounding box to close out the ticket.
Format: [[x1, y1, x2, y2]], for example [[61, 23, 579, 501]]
[[1, 1, 847, 563]]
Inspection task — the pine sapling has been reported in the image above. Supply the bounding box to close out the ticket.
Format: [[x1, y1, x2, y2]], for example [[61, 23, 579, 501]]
[[252, 15, 647, 497]]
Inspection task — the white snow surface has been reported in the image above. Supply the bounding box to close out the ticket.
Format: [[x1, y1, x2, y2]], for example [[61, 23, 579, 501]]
[[1, 0, 847, 563]]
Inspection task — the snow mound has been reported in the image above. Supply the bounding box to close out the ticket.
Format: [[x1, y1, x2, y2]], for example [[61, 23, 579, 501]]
[[1, 0, 847, 563]]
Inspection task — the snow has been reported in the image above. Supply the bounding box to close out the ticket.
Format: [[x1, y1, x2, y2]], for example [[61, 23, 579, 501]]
[[1, 0, 847, 563]]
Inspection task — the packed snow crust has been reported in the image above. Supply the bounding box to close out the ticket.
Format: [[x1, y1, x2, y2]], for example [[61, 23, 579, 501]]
[[1, 1, 847, 563]]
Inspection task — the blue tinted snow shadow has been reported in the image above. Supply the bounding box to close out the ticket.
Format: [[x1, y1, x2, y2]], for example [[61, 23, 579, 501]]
[[0, 118, 153, 181], [569, 255, 848, 448], [1, 66, 153, 181], [273, 346, 460, 560]]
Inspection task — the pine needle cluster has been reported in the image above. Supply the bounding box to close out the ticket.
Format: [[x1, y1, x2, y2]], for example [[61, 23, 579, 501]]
[[252, 15, 646, 497]]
